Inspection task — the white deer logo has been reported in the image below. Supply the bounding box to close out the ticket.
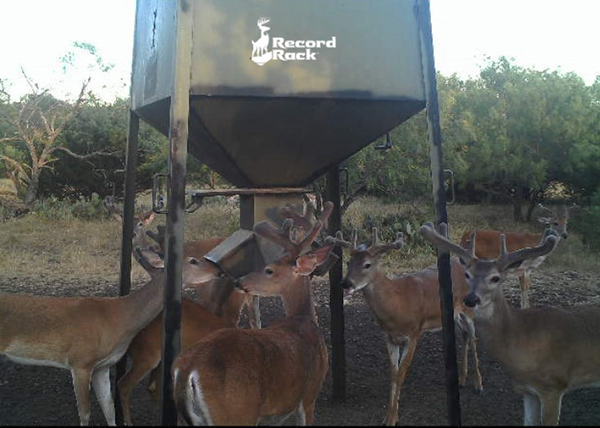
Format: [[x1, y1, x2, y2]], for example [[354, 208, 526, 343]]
[[251, 17, 272, 66]]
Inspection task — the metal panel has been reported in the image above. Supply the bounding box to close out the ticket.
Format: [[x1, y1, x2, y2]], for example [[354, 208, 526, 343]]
[[190, 0, 424, 99], [131, 0, 177, 110], [130, 0, 427, 188]]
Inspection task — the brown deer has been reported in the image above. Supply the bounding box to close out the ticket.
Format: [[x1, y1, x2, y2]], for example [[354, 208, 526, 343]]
[[111, 213, 256, 425], [421, 222, 600, 426], [171, 202, 334, 425], [327, 228, 482, 426], [104, 196, 261, 327], [460, 203, 578, 308], [143, 224, 260, 328], [0, 243, 217, 426], [117, 275, 236, 425]]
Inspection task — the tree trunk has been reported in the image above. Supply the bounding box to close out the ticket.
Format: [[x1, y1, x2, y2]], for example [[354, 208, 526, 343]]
[[525, 200, 536, 222], [23, 169, 41, 206], [513, 199, 524, 223]]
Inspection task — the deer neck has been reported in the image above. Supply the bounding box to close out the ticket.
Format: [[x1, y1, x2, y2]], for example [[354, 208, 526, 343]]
[[473, 287, 517, 357], [360, 271, 393, 305], [118, 274, 165, 337], [280, 277, 317, 323]]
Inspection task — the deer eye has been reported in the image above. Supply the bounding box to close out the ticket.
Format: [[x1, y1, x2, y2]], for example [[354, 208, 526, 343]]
[[490, 275, 501, 283], [189, 258, 199, 265], [264, 267, 275, 276], [363, 262, 372, 270]]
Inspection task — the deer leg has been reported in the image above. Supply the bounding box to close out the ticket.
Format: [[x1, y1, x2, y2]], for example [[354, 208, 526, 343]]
[[468, 334, 483, 393], [457, 313, 483, 392], [459, 328, 469, 388], [148, 365, 162, 401], [92, 366, 116, 426], [248, 296, 262, 329], [519, 271, 531, 309], [295, 401, 307, 426], [117, 357, 160, 425], [71, 367, 93, 426], [383, 338, 417, 426], [523, 392, 541, 426], [539, 390, 563, 426]]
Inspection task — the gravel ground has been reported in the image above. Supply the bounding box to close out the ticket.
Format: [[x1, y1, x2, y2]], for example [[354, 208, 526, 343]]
[[1, 268, 599, 426]]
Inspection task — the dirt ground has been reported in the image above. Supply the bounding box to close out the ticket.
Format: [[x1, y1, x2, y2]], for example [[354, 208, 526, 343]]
[[1, 267, 600, 426]]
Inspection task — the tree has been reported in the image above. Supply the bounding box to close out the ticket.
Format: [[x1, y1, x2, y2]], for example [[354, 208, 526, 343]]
[[0, 43, 116, 205], [449, 57, 597, 220]]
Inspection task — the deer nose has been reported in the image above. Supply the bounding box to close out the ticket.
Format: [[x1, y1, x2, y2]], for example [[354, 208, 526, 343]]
[[463, 293, 481, 308], [340, 277, 352, 289]]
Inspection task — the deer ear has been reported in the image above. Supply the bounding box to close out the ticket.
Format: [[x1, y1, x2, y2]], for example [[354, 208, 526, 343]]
[[142, 212, 155, 226], [311, 244, 338, 277], [458, 256, 469, 267], [295, 253, 318, 276], [503, 260, 524, 274]]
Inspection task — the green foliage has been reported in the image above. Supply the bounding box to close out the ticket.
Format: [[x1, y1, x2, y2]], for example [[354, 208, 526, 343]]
[[342, 198, 432, 257], [2, 54, 599, 218], [31, 193, 108, 221], [571, 188, 600, 251]]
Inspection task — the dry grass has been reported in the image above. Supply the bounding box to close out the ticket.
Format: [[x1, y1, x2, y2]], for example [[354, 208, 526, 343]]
[[0, 201, 240, 284], [0, 197, 597, 289]]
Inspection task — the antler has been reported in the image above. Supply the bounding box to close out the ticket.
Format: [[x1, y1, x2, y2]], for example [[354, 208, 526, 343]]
[[146, 224, 166, 250], [257, 17, 270, 25], [326, 228, 403, 257], [367, 227, 405, 257], [255, 201, 333, 262], [325, 230, 356, 252], [496, 232, 558, 271], [419, 222, 475, 263]]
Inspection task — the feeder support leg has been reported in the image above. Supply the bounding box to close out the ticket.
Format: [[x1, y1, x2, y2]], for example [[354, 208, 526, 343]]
[[418, 0, 462, 425], [326, 166, 346, 402]]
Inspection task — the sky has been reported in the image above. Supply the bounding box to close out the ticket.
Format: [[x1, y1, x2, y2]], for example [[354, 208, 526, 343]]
[[0, 0, 598, 102]]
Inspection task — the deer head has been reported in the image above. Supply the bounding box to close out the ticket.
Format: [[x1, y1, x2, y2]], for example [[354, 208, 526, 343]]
[[237, 202, 335, 298], [327, 227, 404, 296], [537, 202, 579, 239], [419, 222, 558, 309]]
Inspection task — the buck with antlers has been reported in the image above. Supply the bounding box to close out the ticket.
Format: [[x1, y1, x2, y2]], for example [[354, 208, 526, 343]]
[[421, 222, 600, 426], [327, 228, 482, 426], [104, 196, 261, 327], [460, 203, 578, 309], [117, 273, 236, 425], [143, 223, 261, 328], [107, 209, 259, 424], [172, 202, 335, 426], [0, 242, 218, 426]]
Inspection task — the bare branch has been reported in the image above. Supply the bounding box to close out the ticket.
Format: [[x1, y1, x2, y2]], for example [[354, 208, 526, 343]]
[[53, 146, 120, 160]]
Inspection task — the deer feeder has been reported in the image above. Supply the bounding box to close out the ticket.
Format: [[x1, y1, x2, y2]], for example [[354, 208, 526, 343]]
[[120, 0, 459, 425]]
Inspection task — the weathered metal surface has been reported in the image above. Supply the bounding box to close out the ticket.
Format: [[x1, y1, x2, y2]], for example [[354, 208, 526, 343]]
[[131, 0, 427, 187], [159, 0, 194, 425], [326, 167, 346, 402], [115, 111, 140, 426], [418, 0, 462, 425]]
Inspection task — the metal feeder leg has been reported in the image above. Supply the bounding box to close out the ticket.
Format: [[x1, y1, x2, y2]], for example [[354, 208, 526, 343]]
[[115, 110, 140, 426], [419, 0, 462, 425], [160, 0, 194, 424], [327, 166, 346, 402]]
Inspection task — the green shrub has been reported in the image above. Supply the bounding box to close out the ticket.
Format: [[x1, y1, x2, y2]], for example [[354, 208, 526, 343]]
[[32, 193, 109, 221], [572, 189, 600, 251]]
